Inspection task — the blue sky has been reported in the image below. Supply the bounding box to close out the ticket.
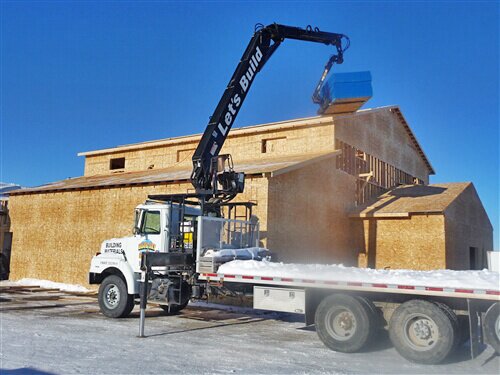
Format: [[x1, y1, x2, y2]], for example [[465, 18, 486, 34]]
[[1, 1, 498, 247]]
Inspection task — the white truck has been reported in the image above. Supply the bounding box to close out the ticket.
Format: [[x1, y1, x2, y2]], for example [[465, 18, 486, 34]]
[[89, 24, 499, 365], [89, 199, 500, 365]]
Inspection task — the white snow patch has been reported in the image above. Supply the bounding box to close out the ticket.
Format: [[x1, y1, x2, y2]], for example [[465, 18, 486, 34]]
[[4, 278, 90, 293], [218, 260, 500, 290]]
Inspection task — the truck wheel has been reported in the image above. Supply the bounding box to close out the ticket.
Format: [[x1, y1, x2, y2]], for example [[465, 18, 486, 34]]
[[483, 302, 500, 354], [315, 294, 373, 353], [389, 300, 455, 364], [98, 275, 135, 318]]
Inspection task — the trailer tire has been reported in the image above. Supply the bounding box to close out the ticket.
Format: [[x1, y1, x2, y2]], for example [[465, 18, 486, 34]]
[[483, 302, 500, 354], [389, 300, 455, 364], [357, 296, 382, 328], [98, 275, 135, 318], [315, 294, 373, 353], [433, 301, 459, 350]]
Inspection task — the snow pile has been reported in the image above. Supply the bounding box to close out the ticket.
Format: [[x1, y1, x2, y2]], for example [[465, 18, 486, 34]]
[[218, 260, 500, 291], [5, 278, 90, 293]]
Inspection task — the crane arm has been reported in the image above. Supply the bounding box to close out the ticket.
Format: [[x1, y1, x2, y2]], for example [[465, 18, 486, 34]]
[[191, 23, 349, 198]]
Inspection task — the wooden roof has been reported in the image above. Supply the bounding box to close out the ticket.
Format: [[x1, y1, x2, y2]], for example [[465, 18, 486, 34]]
[[9, 152, 339, 196], [350, 183, 472, 218]]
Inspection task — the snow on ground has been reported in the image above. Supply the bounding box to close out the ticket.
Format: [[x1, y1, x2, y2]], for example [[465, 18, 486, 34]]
[[2, 291, 499, 375], [3, 278, 90, 293], [218, 260, 500, 290]]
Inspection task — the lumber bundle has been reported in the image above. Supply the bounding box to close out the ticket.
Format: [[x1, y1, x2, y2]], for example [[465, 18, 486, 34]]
[[318, 71, 372, 115]]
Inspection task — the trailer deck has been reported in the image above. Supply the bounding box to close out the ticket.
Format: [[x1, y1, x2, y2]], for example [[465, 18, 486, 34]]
[[199, 272, 500, 301]]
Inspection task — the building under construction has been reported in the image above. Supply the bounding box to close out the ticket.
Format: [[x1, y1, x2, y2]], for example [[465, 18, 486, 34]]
[[7, 106, 492, 286]]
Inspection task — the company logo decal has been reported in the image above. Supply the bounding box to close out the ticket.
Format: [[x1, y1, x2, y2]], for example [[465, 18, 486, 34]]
[[138, 239, 157, 252]]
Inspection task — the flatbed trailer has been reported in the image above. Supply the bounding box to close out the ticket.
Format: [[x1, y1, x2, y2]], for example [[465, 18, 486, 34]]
[[91, 209, 500, 365], [195, 269, 500, 365], [199, 271, 500, 302]]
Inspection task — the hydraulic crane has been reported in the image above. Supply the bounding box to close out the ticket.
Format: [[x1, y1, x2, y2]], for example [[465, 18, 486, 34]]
[[189, 23, 349, 213], [88, 25, 500, 362]]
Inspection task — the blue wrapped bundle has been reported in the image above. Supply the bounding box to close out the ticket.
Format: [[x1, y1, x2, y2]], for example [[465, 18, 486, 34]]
[[318, 71, 372, 115]]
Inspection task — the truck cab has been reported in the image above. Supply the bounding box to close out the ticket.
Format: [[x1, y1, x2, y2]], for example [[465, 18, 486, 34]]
[[89, 198, 262, 318], [90, 201, 200, 282]]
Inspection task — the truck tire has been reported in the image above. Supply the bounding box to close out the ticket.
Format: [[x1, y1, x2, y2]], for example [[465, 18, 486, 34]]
[[98, 275, 135, 318], [483, 302, 500, 354], [389, 299, 455, 364], [315, 294, 374, 353]]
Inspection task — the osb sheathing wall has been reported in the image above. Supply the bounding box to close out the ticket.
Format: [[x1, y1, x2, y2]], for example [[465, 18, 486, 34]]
[[334, 110, 430, 183], [444, 184, 493, 270], [267, 157, 362, 265], [360, 215, 447, 270], [8, 176, 269, 286], [83, 121, 336, 176]]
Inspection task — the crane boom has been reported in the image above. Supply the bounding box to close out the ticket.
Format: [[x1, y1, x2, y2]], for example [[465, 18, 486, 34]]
[[190, 23, 349, 204]]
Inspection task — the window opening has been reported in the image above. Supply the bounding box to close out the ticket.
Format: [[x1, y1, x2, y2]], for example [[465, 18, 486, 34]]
[[110, 157, 125, 170]]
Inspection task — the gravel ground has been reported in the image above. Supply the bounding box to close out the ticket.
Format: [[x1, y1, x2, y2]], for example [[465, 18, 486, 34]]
[[0, 286, 498, 374]]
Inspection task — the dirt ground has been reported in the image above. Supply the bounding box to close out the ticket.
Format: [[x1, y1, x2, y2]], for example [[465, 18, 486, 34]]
[[0, 284, 499, 374]]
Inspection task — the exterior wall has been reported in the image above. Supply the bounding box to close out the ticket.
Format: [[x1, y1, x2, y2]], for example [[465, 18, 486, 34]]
[[267, 157, 362, 264], [9, 109, 438, 284], [8, 176, 267, 286], [358, 215, 447, 270], [334, 109, 430, 183], [82, 110, 431, 183], [83, 120, 336, 176], [444, 184, 493, 270], [9, 183, 188, 286]]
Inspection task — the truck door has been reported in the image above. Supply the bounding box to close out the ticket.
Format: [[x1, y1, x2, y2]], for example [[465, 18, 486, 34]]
[[166, 205, 197, 253], [137, 209, 164, 253]]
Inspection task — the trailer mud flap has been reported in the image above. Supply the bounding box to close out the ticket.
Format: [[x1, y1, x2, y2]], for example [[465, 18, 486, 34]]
[[468, 299, 483, 359], [305, 289, 317, 326]]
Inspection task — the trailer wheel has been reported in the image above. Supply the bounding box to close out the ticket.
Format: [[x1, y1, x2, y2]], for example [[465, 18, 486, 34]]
[[483, 302, 500, 354], [433, 301, 459, 350], [98, 275, 135, 318], [389, 300, 455, 364], [315, 294, 373, 353]]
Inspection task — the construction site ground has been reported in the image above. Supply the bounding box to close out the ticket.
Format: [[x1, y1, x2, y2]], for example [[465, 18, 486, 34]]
[[1, 285, 499, 374]]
